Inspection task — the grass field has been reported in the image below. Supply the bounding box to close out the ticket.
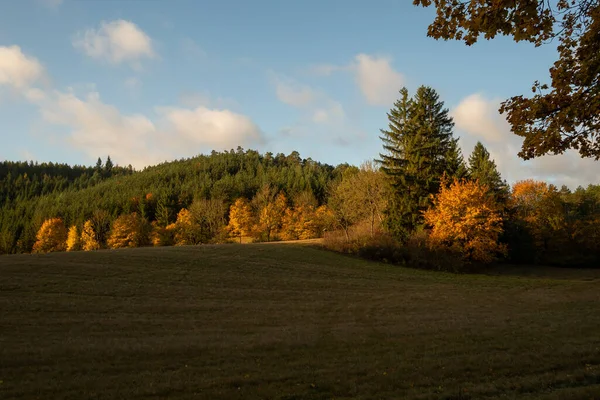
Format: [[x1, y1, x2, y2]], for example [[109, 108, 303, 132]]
[[1, 243, 600, 399]]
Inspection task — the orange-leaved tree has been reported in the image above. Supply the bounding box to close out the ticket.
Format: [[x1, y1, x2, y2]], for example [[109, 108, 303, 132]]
[[107, 212, 151, 249], [227, 198, 254, 243], [424, 179, 506, 263], [150, 221, 175, 247], [66, 225, 81, 251], [32, 218, 68, 254]]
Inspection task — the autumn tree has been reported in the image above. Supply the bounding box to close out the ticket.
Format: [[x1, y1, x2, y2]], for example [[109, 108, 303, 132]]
[[328, 174, 365, 241], [32, 218, 68, 254], [424, 179, 506, 263], [227, 198, 254, 242], [508, 179, 567, 262], [172, 208, 194, 246], [379, 86, 465, 240], [66, 225, 81, 251], [107, 212, 151, 249], [188, 198, 228, 244], [255, 192, 288, 242], [468, 142, 509, 201], [81, 220, 100, 251], [150, 222, 175, 247], [414, 0, 600, 159], [355, 161, 389, 235]]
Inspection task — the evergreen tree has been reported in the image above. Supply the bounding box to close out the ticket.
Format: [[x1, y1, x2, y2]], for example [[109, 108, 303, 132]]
[[379, 86, 460, 240], [95, 157, 103, 172], [104, 156, 113, 177], [468, 142, 508, 200]]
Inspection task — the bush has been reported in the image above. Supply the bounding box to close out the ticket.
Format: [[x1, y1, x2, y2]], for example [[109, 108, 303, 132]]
[[322, 227, 468, 273]]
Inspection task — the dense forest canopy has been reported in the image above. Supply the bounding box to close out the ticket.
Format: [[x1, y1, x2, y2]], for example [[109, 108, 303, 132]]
[[0, 148, 343, 254]]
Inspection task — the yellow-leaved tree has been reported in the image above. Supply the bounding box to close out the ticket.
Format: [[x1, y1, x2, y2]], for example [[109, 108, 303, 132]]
[[227, 198, 254, 243], [107, 212, 150, 249], [150, 221, 175, 247], [172, 208, 193, 246], [66, 225, 81, 251], [424, 179, 506, 263], [81, 220, 100, 251], [255, 192, 288, 242], [32, 218, 68, 254]]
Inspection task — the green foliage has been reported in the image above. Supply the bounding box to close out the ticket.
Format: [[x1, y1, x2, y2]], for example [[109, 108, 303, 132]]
[[379, 86, 464, 240], [414, 0, 600, 159], [468, 142, 509, 201], [0, 149, 338, 254]]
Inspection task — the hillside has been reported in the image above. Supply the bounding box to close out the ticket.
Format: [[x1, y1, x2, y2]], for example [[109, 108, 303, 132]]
[[0, 150, 343, 254], [2, 243, 600, 399]]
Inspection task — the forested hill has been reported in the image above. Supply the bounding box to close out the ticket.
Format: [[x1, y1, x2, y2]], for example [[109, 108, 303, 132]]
[[0, 149, 344, 254]]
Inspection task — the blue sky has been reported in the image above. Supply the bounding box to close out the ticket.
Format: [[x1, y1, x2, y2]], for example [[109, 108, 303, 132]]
[[0, 0, 597, 187]]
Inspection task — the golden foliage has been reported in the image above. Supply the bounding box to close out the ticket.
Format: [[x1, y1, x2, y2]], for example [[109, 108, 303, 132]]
[[107, 212, 150, 249], [81, 220, 100, 251], [32, 218, 68, 254], [66, 225, 81, 252], [172, 208, 193, 246], [424, 179, 506, 263], [255, 192, 288, 241], [227, 198, 254, 242], [151, 221, 175, 247]]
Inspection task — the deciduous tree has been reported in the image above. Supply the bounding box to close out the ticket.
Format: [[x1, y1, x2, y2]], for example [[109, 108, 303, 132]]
[[424, 179, 506, 263], [107, 212, 151, 249], [414, 0, 600, 159], [66, 225, 81, 251], [32, 218, 67, 254], [227, 198, 254, 242], [81, 220, 100, 251]]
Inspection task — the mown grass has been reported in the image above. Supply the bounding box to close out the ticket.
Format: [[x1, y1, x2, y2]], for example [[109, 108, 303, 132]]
[[1, 243, 599, 399]]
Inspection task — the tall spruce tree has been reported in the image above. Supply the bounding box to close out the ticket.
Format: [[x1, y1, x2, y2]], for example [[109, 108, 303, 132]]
[[379, 85, 462, 240], [468, 142, 508, 200]]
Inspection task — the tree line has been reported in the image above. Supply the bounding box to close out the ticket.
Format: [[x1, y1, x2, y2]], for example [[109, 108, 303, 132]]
[[2, 86, 599, 269]]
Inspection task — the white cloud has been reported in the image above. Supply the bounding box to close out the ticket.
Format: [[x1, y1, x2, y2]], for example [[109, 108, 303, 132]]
[[39, 90, 162, 167], [452, 93, 600, 188], [353, 54, 404, 106], [0, 46, 45, 89], [158, 106, 264, 150], [309, 54, 404, 106], [73, 20, 155, 66], [274, 78, 318, 107], [32, 88, 264, 168]]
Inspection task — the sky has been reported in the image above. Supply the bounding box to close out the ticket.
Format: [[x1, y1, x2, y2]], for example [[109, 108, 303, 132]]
[[0, 0, 597, 188]]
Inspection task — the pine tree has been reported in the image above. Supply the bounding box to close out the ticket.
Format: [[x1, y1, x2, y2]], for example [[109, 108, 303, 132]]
[[379, 86, 461, 240], [468, 142, 508, 200], [95, 157, 103, 172], [104, 155, 113, 177]]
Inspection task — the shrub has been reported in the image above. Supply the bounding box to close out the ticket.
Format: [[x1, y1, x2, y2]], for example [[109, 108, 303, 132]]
[[322, 227, 467, 273]]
